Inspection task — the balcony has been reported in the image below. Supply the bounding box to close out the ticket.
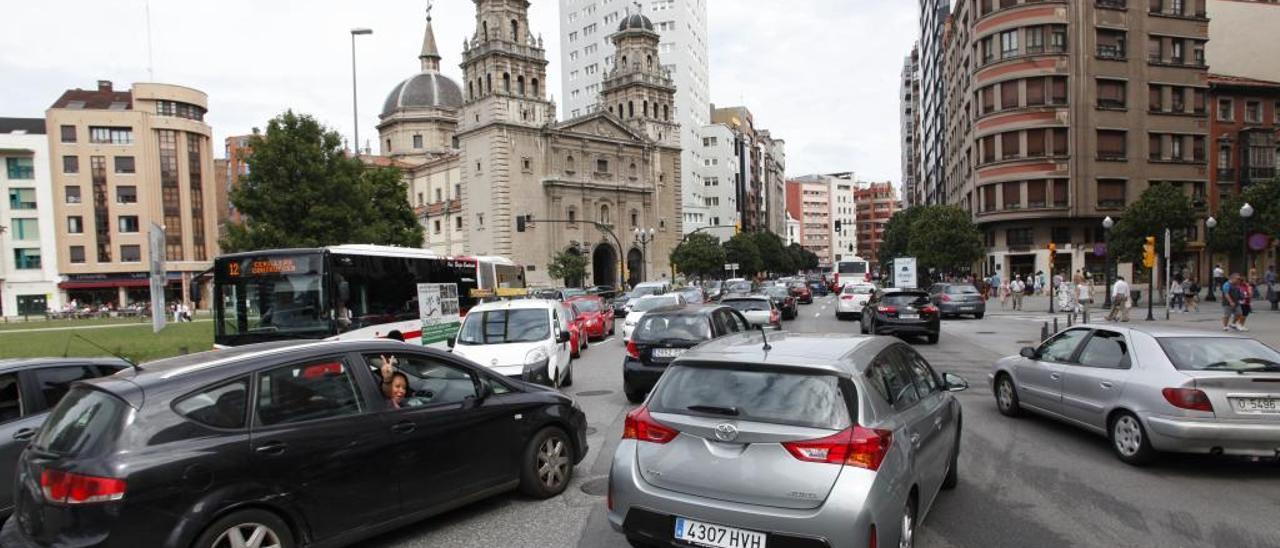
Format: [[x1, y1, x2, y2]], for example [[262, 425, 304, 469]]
[[1246, 167, 1276, 182], [1149, 7, 1207, 20], [1216, 168, 1236, 181], [1097, 45, 1127, 60]]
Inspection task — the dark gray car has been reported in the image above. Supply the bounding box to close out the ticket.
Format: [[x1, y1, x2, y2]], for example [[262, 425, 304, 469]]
[[928, 283, 987, 319], [0, 358, 129, 521]]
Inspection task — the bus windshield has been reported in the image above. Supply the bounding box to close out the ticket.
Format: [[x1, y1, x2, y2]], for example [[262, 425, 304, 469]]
[[216, 253, 331, 342], [839, 261, 868, 275]]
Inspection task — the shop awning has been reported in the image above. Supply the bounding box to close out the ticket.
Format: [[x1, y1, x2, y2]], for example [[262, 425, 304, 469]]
[[59, 280, 151, 290]]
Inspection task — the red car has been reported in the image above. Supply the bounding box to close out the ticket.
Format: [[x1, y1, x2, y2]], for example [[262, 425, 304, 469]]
[[560, 302, 589, 358], [567, 295, 616, 341], [789, 281, 814, 304]]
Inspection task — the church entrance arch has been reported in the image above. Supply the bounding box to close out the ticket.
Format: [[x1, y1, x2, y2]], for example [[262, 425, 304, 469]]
[[592, 244, 618, 289], [627, 248, 644, 288]]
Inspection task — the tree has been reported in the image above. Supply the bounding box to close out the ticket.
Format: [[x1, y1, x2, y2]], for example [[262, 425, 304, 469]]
[[1207, 178, 1280, 269], [905, 205, 985, 275], [752, 231, 793, 275], [788, 243, 820, 272], [670, 232, 726, 278], [546, 250, 588, 286], [879, 207, 924, 265], [221, 111, 423, 252], [722, 233, 762, 277], [1109, 183, 1195, 264]]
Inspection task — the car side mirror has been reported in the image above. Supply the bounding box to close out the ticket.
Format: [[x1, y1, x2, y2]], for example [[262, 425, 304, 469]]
[[476, 379, 494, 401], [1019, 347, 1037, 360], [447, 337, 456, 349], [557, 330, 571, 343], [943, 373, 969, 392]]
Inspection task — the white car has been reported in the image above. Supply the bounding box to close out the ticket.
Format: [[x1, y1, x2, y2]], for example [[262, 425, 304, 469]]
[[621, 293, 687, 343], [450, 299, 574, 388], [836, 283, 876, 320], [624, 281, 673, 312]]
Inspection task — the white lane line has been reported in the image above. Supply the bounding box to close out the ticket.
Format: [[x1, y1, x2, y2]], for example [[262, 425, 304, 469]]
[[814, 312, 822, 318], [602, 337, 614, 343]]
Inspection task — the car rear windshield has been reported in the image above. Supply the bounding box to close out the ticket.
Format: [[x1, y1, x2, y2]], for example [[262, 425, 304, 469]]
[[723, 299, 770, 312], [883, 293, 930, 306], [651, 365, 852, 430], [573, 300, 602, 313], [843, 285, 874, 295], [33, 387, 129, 456], [633, 296, 678, 312], [764, 287, 789, 299], [946, 285, 980, 295], [1157, 337, 1280, 372], [632, 285, 665, 298], [457, 309, 549, 345], [727, 282, 753, 293], [634, 315, 712, 343]]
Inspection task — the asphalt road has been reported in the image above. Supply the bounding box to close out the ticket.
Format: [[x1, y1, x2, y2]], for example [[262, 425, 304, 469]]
[[364, 295, 1280, 548]]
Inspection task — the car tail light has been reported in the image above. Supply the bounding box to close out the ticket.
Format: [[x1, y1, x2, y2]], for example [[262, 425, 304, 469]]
[[921, 306, 939, 314], [623, 406, 677, 444], [770, 310, 781, 323], [841, 295, 854, 301], [41, 469, 126, 504], [868, 524, 877, 548], [626, 340, 640, 359], [941, 294, 952, 302], [1162, 388, 1214, 412], [782, 426, 893, 470], [877, 306, 897, 314]]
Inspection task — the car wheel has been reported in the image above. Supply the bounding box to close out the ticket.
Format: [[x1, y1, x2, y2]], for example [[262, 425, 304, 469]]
[[563, 361, 574, 387], [835, 312, 846, 321], [624, 381, 645, 404], [899, 494, 917, 548], [194, 509, 295, 548], [860, 319, 869, 334], [609, 322, 616, 336], [995, 374, 1022, 417], [627, 535, 657, 548], [581, 336, 589, 353], [1109, 412, 1157, 465], [975, 312, 985, 319], [941, 422, 960, 490], [570, 344, 580, 359], [926, 333, 939, 345], [518, 426, 574, 498]]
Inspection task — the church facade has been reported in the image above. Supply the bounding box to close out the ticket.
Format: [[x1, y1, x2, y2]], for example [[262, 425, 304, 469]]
[[377, 0, 683, 288]]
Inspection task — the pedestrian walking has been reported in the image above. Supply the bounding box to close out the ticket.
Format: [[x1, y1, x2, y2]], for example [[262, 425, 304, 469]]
[[1106, 276, 1130, 322], [1267, 267, 1279, 311], [1000, 278, 1011, 309], [1065, 273, 1093, 324], [1222, 273, 1243, 331], [1011, 276, 1028, 311], [1185, 277, 1200, 313], [1211, 264, 1225, 300], [1237, 276, 1253, 332], [1169, 277, 1185, 313]]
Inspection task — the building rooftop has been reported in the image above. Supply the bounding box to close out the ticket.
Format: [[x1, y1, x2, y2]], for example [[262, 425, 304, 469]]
[[0, 118, 46, 135], [49, 80, 132, 110]]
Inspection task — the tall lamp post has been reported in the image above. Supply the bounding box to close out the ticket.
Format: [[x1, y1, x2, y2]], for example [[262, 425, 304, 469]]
[[1241, 202, 1255, 276], [1102, 216, 1115, 309], [1205, 216, 1218, 301], [633, 227, 656, 283], [350, 28, 373, 154]]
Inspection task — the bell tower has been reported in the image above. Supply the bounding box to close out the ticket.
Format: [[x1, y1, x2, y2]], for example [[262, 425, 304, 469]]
[[600, 8, 678, 147], [459, 0, 554, 132]]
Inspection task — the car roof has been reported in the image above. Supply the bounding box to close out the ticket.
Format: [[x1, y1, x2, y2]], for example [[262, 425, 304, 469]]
[[722, 295, 769, 301], [1065, 324, 1253, 339], [639, 305, 723, 318], [679, 332, 893, 375], [469, 298, 559, 312], [634, 281, 667, 288], [0, 357, 131, 373]]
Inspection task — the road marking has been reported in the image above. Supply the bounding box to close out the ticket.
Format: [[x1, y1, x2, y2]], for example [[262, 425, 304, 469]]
[[602, 337, 614, 343], [814, 312, 822, 318]]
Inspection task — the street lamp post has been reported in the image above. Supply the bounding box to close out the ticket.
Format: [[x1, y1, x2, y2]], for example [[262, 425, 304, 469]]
[[633, 227, 655, 283], [1102, 216, 1115, 309], [1240, 203, 1254, 277], [350, 28, 373, 154], [1205, 216, 1218, 301]]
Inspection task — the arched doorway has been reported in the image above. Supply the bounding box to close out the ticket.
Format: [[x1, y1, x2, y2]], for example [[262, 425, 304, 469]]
[[627, 248, 644, 288], [564, 247, 584, 288], [592, 244, 617, 289]]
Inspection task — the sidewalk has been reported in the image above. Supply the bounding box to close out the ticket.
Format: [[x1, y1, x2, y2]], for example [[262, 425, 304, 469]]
[[987, 294, 1280, 348]]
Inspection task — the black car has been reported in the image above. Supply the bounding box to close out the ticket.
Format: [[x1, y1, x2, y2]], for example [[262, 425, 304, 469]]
[[612, 292, 632, 316], [623, 306, 751, 403], [0, 358, 130, 522], [0, 340, 588, 548], [860, 289, 941, 344], [763, 286, 798, 320], [587, 285, 618, 300]]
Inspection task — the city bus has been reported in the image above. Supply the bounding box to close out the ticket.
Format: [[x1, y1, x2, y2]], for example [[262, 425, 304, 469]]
[[834, 257, 871, 288], [212, 245, 525, 347]]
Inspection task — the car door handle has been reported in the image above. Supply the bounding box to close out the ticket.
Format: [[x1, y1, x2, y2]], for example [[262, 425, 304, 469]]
[[934, 416, 943, 430], [12, 428, 36, 442], [391, 421, 417, 435], [910, 433, 921, 448], [254, 441, 287, 456], [1050, 373, 1061, 380], [1100, 382, 1114, 389]]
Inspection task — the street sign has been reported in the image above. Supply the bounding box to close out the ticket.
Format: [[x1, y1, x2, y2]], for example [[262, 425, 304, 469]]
[[148, 223, 166, 333], [418, 283, 461, 346], [724, 263, 739, 270], [894, 258, 918, 289]]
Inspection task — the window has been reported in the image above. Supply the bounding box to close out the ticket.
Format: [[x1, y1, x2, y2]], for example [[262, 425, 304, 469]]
[[14, 248, 41, 269], [1026, 78, 1045, 106], [88, 126, 133, 145], [1001, 81, 1019, 109], [1098, 79, 1126, 108], [868, 352, 920, 410], [1052, 128, 1068, 156], [1149, 84, 1164, 111], [1097, 130, 1127, 160], [1246, 101, 1262, 124], [1050, 77, 1068, 104], [65, 186, 81, 204], [1000, 30, 1019, 57], [596, 159, 609, 173], [114, 156, 135, 174], [1217, 98, 1233, 121], [174, 379, 248, 429], [1002, 131, 1021, 159], [6, 157, 34, 179], [981, 86, 996, 113], [1007, 228, 1033, 247], [118, 216, 140, 233], [115, 186, 137, 204], [901, 349, 941, 397], [1003, 182, 1021, 210], [63, 156, 79, 174], [9, 188, 37, 210], [1027, 180, 1047, 208], [1076, 331, 1131, 369], [60, 125, 76, 143], [1027, 128, 1047, 157], [1037, 329, 1091, 362], [982, 185, 997, 212], [1150, 133, 1165, 160], [31, 366, 98, 409], [0, 374, 22, 423], [1053, 180, 1068, 206], [1097, 179, 1127, 208], [1052, 226, 1072, 244], [120, 245, 141, 262], [1026, 26, 1045, 53], [1097, 29, 1127, 59], [67, 216, 84, 234], [255, 359, 363, 426], [455, 216, 463, 230], [68, 245, 85, 264], [362, 354, 477, 408]]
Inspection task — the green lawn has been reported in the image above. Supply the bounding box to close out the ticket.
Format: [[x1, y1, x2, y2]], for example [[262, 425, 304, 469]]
[[0, 316, 155, 332], [0, 322, 214, 363]]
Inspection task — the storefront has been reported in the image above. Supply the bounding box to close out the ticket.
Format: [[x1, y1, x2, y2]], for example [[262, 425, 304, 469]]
[[58, 272, 200, 310]]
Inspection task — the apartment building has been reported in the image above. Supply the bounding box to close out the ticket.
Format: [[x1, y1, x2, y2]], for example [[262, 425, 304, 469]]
[[941, 0, 1210, 281], [1208, 74, 1280, 273], [919, 0, 953, 206], [559, 0, 711, 234], [902, 46, 923, 207], [46, 80, 218, 308], [1, 118, 62, 316], [829, 174, 858, 263], [760, 130, 788, 241], [696, 123, 738, 242], [787, 176, 833, 267], [1205, 0, 1280, 83], [855, 181, 899, 271]]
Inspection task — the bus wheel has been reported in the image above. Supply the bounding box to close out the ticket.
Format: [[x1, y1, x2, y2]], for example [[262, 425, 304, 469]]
[[386, 331, 404, 342]]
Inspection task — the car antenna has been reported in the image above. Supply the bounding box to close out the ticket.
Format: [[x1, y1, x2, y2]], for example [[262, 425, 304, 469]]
[[758, 325, 772, 351], [70, 333, 141, 372]]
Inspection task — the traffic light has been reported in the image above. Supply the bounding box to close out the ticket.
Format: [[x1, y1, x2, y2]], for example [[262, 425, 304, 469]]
[[834, 220, 842, 232], [1048, 243, 1057, 267], [735, 221, 742, 235], [516, 215, 526, 233], [1142, 236, 1157, 268]]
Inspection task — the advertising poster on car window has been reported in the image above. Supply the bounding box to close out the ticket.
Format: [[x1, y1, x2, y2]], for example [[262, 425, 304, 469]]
[[894, 258, 918, 289], [418, 283, 460, 345]]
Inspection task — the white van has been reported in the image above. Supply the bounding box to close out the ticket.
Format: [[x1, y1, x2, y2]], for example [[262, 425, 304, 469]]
[[624, 281, 673, 312], [450, 299, 574, 388]]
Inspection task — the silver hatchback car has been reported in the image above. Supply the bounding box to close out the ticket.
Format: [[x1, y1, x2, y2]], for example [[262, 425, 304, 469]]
[[990, 325, 1280, 464], [609, 332, 968, 548]]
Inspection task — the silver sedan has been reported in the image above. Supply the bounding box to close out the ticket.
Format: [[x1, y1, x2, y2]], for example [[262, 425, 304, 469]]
[[609, 332, 968, 548], [990, 325, 1280, 464]]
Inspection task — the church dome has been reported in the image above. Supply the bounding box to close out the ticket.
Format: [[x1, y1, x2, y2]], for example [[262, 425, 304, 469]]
[[618, 13, 655, 32], [381, 72, 464, 117]]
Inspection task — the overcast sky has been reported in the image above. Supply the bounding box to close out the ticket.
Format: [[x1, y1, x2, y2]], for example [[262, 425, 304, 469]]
[[0, 0, 917, 186]]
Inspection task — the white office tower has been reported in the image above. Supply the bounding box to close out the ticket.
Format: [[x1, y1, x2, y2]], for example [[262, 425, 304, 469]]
[[559, 0, 711, 233]]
